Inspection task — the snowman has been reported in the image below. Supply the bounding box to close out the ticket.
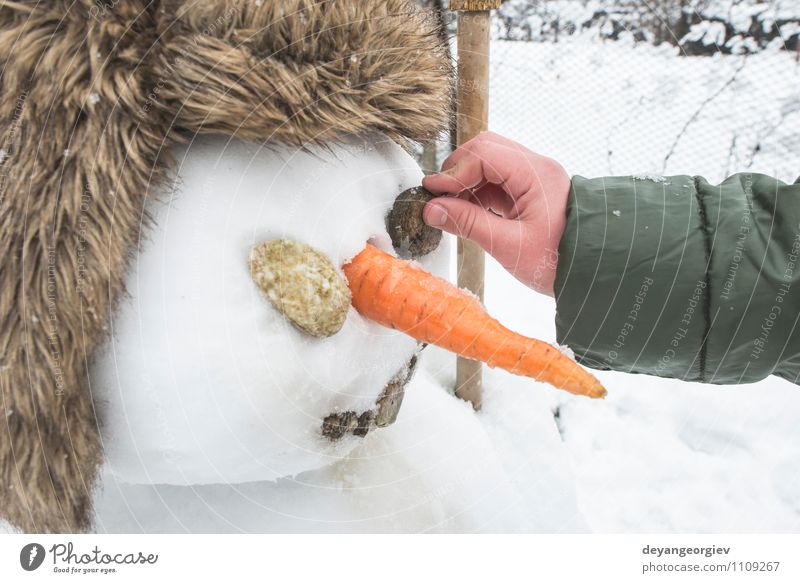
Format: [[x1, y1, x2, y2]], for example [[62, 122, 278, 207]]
[[79, 130, 590, 532], [1, 0, 587, 533]]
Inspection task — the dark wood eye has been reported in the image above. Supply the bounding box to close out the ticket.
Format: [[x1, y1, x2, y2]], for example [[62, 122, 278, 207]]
[[386, 186, 443, 259]]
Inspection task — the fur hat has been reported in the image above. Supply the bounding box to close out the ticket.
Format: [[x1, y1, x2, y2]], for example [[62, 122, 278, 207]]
[[0, 0, 451, 533]]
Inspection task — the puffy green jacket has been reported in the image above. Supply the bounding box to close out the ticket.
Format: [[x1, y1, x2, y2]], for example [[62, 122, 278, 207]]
[[555, 173, 800, 386]]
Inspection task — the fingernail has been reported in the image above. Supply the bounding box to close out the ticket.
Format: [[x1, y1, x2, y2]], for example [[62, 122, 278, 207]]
[[425, 203, 448, 227]]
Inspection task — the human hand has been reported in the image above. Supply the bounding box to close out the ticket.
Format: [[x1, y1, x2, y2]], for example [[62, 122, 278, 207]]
[[422, 132, 570, 296]]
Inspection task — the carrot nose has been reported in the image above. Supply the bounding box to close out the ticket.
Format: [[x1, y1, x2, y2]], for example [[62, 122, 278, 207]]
[[343, 244, 607, 399]]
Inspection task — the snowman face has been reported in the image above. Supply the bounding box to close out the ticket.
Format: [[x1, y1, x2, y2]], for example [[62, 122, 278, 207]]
[[90, 134, 449, 486]]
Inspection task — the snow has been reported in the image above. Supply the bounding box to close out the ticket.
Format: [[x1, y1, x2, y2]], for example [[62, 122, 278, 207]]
[[556, 343, 575, 360], [782, 22, 800, 38], [683, 21, 728, 47], [633, 173, 668, 183], [556, 371, 800, 532], [89, 134, 451, 486], [489, 39, 799, 184], [72, 132, 587, 534], [472, 254, 800, 533], [90, 371, 586, 533], [495, 0, 800, 51]]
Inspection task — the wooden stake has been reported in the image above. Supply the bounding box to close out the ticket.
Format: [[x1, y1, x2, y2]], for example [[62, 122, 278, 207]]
[[420, 141, 438, 174], [450, 0, 499, 411]]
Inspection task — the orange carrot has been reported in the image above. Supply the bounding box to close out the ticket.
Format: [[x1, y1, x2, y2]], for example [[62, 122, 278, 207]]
[[343, 244, 606, 399]]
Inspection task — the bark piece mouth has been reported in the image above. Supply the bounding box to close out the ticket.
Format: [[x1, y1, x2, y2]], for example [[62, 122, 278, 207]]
[[321, 354, 419, 440]]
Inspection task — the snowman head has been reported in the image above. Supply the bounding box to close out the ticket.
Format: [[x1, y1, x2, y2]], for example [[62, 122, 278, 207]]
[[93, 134, 451, 485]]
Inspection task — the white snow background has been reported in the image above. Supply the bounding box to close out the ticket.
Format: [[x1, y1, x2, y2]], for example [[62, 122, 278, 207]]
[[3, 36, 799, 534]]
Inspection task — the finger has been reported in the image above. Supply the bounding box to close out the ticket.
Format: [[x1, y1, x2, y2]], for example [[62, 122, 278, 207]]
[[442, 132, 527, 172], [473, 131, 528, 151], [466, 183, 520, 217], [424, 143, 535, 199], [422, 196, 526, 257], [438, 131, 514, 173], [449, 183, 518, 217], [421, 133, 513, 192], [422, 149, 472, 193], [439, 147, 468, 173], [422, 149, 503, 193]]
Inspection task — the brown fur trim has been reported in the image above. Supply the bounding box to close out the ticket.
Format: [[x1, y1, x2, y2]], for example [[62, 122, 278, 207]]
[[154, 0, 452, 146], [0, 0, 171, 533], [0, 0, 451, 532]]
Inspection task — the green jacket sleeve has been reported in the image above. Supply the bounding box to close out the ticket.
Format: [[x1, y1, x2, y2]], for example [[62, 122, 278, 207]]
[[554, 173, 800, 385]]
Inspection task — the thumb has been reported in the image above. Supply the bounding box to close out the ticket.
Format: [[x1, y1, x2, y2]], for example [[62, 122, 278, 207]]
[[423, 197, 524, 257]]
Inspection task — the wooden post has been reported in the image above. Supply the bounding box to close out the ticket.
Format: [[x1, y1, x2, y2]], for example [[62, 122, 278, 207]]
[[420, 141, 438, 174], [450, 0, 499, 411]]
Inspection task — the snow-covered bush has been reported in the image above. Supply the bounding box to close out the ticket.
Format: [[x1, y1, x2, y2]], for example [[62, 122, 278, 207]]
[[493, 0, 800, 55]]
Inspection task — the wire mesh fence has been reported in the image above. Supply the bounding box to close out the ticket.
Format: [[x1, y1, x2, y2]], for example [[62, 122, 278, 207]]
[[420, 0, 800, 185]]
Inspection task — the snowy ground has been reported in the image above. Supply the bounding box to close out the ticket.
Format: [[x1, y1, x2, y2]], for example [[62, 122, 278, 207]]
[[454, 260, 800, 533], [478, 38, 800, 532]]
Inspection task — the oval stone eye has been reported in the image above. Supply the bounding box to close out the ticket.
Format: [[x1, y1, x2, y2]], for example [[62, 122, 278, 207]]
[[386, 186, 443, 259], [249, 239, 351, 338]]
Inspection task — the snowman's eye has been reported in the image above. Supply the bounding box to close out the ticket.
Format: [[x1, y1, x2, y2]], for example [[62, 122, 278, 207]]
[[249, 239, 351, 338], [386, 187, 442, 259]]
